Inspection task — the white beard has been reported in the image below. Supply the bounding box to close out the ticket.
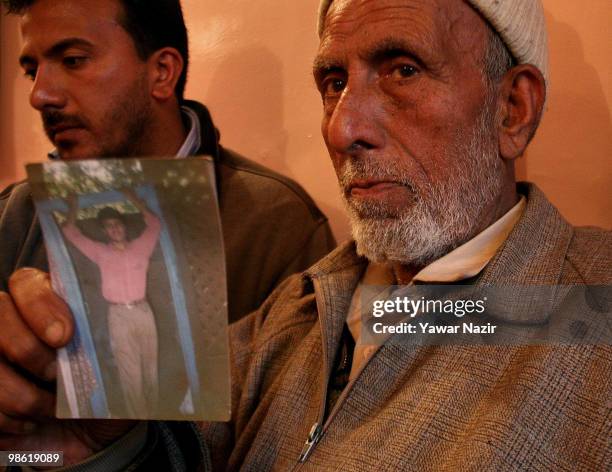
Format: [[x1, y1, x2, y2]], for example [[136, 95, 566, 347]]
[[339, 103, 505, 267]]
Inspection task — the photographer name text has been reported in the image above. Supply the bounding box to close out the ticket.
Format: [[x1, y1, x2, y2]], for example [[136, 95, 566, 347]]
[[372, 321, 497, 335]]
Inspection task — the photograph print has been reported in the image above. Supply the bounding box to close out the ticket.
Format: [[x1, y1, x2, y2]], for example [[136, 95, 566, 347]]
[[26, 157, 230, 421]]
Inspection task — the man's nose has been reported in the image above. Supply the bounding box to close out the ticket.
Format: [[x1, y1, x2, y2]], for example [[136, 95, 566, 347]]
[[29, 65, 67, 111], [324, 82, 385, 155]]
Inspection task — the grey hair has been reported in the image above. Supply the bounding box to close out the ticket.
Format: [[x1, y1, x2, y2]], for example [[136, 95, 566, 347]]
[[483, 27, 516, 86]]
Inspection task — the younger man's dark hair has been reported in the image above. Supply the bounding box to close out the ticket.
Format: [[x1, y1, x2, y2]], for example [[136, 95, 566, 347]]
[[2, 0, 190, 101], [97, 207, 125, 225]]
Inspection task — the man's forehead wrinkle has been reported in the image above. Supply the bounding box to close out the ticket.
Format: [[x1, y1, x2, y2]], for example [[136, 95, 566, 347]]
[[320, 1, 449, 63], [324, 1, 421, 39]]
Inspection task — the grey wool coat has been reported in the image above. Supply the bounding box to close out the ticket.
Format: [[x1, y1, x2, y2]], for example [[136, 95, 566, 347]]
[[200, 183, 611, 471]]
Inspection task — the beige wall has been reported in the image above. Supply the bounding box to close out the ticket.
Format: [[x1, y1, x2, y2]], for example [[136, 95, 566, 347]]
[[1, 0, 610, 241]]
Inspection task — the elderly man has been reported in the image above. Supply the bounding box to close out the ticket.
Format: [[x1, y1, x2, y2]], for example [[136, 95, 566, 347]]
[[1, 0, 610, 470]]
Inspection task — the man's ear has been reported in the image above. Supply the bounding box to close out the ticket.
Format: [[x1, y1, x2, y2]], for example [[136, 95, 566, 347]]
[[148, 47, 184, 101], [497, 64, 546, 160]]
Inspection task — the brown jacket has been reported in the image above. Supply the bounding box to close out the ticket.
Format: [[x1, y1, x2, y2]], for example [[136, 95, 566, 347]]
[[202, 183, 611, 471]]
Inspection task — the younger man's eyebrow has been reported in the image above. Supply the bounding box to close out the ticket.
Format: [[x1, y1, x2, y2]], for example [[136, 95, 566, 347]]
[[19, 37, 95, 67]]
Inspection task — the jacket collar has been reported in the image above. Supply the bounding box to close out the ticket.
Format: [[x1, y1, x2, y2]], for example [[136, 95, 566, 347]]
[[476, 182, 573, 286], [473, 183, 575, 324], [304, 241, 366, 372], [182, 100, 221, 161]]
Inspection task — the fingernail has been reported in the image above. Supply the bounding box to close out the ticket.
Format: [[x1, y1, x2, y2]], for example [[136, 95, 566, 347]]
[[45, 360, 57, 381], [45, 321, 64, 344]]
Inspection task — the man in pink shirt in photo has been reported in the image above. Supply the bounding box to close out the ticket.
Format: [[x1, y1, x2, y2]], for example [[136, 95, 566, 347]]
[[62, 189, 161, 418]]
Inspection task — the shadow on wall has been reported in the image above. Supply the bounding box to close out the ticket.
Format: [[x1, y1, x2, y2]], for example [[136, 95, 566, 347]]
[[204, 46, 291, 179], [203, 44, 354, 242], [521, 10, 612, 228]]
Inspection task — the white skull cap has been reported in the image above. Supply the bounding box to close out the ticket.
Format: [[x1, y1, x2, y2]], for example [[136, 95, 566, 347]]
[[317, 0, 549, 86]]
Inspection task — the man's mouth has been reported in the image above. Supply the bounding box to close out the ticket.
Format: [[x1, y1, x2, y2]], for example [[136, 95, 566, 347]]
[[43, 110, 87, 142], [348, 180, 403, 197], [48, 124, 85, 142]]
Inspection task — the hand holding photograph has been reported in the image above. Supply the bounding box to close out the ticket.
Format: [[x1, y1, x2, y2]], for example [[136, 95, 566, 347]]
[[26, 157, 230, 421]]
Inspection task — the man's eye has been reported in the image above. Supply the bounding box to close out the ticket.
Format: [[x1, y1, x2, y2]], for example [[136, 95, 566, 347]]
[[321, 77, 346, 97], [390, 64, 418, 79], [63, 56, 87, 68]]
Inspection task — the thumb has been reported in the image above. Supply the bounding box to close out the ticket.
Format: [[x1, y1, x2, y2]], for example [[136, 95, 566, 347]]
[[9, 268, 74, 348]]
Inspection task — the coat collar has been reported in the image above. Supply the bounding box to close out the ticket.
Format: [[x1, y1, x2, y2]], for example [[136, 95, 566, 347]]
[[304, 242, 366, 374], [182, 100, 221, 161], [473, 183, 575, 324], [477, 183, 573, 286]]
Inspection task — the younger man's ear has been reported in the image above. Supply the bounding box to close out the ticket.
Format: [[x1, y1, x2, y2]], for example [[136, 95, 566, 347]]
[[497, 64, 546, 160], [148, 47, 184, 101]]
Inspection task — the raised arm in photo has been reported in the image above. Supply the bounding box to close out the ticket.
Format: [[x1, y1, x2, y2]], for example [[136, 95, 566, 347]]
[[61, 196, 106, 264], [122, 189, 161, 257]]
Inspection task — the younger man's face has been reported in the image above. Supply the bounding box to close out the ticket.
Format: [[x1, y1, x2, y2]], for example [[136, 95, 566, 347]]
[[19, 0, 154, 160], [102, 218, 127, 243]]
